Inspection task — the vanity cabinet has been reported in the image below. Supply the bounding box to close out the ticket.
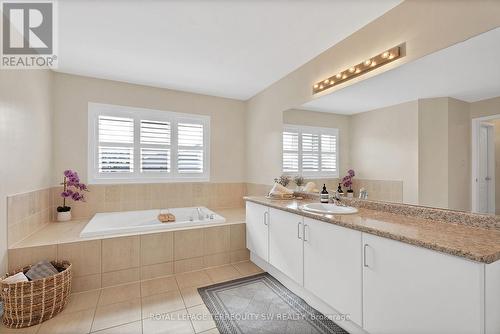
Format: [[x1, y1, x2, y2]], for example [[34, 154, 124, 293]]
[[268, 208, 304, 285], [245, 202, 499, 334], [245, 202, 269, 261], [362, 233, 483, 334], [303, 217, 363, 326]]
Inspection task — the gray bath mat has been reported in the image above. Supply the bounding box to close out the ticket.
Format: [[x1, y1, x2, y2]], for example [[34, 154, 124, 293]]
[[198, 272, 349, 334]]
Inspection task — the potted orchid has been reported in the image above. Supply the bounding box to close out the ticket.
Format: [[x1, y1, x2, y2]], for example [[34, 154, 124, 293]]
[[293, 175, 305, 191], [57, 170, 89, 222], [342, 169, 356, 198], [274, 174, 291, 187]]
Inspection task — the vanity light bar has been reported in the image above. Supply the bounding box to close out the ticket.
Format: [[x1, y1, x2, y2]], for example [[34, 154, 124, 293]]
[[312, 45, 402, 94]]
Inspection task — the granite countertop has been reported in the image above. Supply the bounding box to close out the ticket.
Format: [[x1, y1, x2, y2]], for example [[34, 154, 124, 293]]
[[11, 207, 246, 249], [244, 196, 500, 264]]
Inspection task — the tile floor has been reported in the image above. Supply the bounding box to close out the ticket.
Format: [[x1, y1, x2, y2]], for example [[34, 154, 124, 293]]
[[0, 261, 264, 334]]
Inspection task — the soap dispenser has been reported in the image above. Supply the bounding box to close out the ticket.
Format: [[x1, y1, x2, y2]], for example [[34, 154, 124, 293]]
[[320, 184, 329, 203]]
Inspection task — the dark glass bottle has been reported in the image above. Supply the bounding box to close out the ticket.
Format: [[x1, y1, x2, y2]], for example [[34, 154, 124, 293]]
[[320, 184, 329, 203]]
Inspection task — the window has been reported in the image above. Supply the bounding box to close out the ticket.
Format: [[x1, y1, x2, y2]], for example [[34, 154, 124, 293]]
[[88, 103, 210, 183], [282, 124, 339, 178]]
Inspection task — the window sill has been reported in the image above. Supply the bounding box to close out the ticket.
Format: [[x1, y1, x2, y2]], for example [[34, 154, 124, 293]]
[[88, 176, 210, 184]]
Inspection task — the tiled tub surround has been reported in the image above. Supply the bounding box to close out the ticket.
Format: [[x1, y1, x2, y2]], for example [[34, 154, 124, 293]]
[[6, 182, 246, 247], [7, 188, 51, 247], [49, 182, 247, 221], [8, 208, 249, 293], [245, 196, 500, 263]]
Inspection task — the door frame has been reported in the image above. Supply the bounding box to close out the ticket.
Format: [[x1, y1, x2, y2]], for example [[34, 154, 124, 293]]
[[471, 115, 498, 213]]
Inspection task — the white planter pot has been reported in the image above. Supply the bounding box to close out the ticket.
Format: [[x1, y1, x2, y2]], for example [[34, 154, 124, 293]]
[[347, 192, 354, 198], [57, 210, 72, 222]]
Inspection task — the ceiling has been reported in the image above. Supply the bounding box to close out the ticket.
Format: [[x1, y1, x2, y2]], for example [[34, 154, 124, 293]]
[[55, 0, 401, 100], [302, 27, 500, 114]]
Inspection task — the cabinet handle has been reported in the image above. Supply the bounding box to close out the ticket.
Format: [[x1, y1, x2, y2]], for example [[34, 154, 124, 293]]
[[297, 222, 302, 239], [263, 211, 269, 226], [363, 243, 369, 268], [303, 224, 308, 242]]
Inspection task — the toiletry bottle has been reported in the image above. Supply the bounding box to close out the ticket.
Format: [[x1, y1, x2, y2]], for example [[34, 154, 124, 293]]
[[337, 183, 343, 194], [320, 184, 329, 203]]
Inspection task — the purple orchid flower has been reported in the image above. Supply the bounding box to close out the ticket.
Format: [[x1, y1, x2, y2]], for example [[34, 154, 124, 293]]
[[59, 170, 89, 209]]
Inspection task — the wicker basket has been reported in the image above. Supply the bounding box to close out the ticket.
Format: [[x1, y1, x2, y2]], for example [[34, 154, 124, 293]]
[[1, 261, 72, 328]]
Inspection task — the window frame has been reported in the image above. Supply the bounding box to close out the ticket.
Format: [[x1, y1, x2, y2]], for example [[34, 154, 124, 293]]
[[282, 124, 339, 178], [88, 103, 210, 184]]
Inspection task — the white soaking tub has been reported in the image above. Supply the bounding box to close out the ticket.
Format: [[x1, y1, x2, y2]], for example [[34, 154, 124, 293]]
[[80, 207, 225, 238]]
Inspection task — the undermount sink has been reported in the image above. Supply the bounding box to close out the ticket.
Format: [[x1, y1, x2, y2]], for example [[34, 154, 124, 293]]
[[302, 203, 358, 215]]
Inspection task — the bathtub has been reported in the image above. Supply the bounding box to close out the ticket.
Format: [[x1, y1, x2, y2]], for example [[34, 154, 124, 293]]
[[80, 207, 226, 238]]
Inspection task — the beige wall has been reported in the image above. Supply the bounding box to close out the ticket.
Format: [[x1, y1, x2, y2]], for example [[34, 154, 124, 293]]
[[418, 98, 449, 208], [418, 98, 471, 211], [447, 98, 471, 211], [0, 70, 53, 272], [52, 73, 246, 185], [470, 96, 500, 119], [246, 0, 500, 185], [350, 101, 419, 204], [283, 109, 350, 175]]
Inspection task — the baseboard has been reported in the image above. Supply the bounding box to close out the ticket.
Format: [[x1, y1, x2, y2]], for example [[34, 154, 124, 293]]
[[250, 252, 368, 334]]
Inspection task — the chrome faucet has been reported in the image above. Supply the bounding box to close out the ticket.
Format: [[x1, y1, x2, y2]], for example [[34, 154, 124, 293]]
[[332, 191, 344, 206], [196, 207, 204, 220]]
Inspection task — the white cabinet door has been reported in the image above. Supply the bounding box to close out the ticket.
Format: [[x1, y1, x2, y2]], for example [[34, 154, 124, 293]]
[[362, 233, 483, 334], [269, 208, 303, 285], [245, 201, 269, 261], [303, 217, 363, 326]]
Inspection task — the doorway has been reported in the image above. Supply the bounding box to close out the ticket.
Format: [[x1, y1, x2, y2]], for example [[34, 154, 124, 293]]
[[472, 115, 499, 214]]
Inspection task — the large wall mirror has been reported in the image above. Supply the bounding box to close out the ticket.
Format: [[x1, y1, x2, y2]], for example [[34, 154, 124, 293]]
[[282, 28, 500, 215]]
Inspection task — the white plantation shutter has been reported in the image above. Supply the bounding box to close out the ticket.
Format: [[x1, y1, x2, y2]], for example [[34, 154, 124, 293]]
[[98, 116, 134, 173], [140, 120, 171, 145], [178, 123, 204, 173], [301, 132, 320, 172], [283, 131, 299, 172], [140, 148, 170, 172], [321, 133, 337, 172], [140, 120, 171, 172], [89, 103, 210, 183], [283, 125, 338, 177]]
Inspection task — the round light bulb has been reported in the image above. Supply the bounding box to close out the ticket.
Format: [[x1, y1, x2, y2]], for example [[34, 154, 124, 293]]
[[314, 84, 319, 89], [319, 85, 324, 89], [355, 68, 361, 74], [324, 79, 329, 84], [388, 54, 394, 59], [382, 52, 389, 59], [342, 74, 347, 79], [348, 67, 355, 73], [336, 73, 342, 79], [371, 61, 377, 67], [330, 80, 335, 85], [364, 59, 372, 66]]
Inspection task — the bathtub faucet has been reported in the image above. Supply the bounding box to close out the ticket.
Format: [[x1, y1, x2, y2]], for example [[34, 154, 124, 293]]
[[196, 207, 204, 221]]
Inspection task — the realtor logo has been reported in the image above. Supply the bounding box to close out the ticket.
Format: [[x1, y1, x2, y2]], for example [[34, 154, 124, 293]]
[[1, 1, 57, 68]]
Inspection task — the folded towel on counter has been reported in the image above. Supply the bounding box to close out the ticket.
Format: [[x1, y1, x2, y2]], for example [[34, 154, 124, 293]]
[[2, 272, 29, 284], [303, 181, 318, 193], [25, 260, 58, 280], [267, 183, 294, 199]]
